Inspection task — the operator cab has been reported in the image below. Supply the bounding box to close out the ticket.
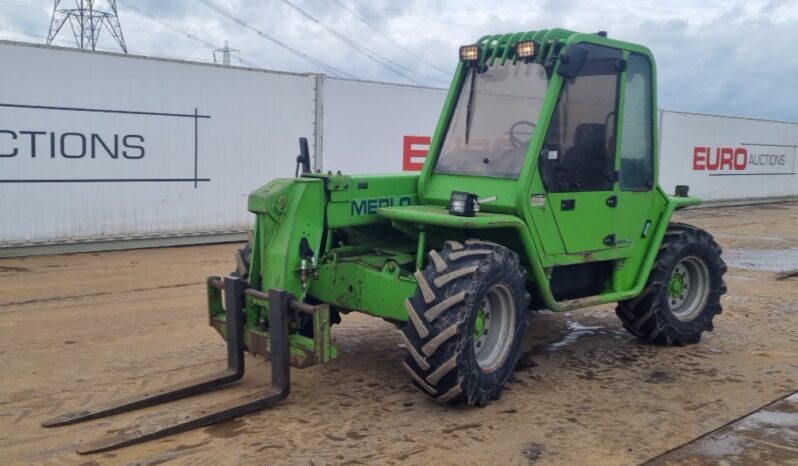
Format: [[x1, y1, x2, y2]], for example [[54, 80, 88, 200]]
[[423, 31, 658, 263]]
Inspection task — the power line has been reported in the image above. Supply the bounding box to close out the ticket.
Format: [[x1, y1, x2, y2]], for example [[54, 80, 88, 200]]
[[6, 24, 220, 66], [1, 0, 447, 84], [0, 9, 234, 66], [0, 1, 210, 55], [0, 1, 44, 13], [0, 26, 47, 41], [330, 0, 451, 77], [121, 1, 263, 68], [280, 0, 441, 85], [196, 0, 355, 78]]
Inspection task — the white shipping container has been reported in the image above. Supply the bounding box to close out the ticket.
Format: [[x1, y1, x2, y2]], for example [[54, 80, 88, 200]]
[[659, 111, 798, 201], [322, 77, 446, 174], [1, 41, 796, 255], [0, 41, 316, 247]]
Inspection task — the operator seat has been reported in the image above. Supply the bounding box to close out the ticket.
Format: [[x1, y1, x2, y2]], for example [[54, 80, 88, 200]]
[[562, 123, 610, 190]]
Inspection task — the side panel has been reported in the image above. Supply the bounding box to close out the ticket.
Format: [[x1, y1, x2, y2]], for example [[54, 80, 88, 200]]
[[326, 174, 420, 228], [545, 192, 618, 253], [321, 78, 447, 174], [0, 42, 316, 246], [660, 111, 798, 201], [612, 188, 671, 292]]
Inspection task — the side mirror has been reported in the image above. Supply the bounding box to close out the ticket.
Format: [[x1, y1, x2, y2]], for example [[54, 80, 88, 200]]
[[557, 44, 589, 79], [295, 137, 311, 177]]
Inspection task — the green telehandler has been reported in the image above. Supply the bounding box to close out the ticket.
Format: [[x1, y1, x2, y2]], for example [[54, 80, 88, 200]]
[[45, 28, 727, 453]]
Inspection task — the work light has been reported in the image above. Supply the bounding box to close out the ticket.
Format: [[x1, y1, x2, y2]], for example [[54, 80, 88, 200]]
[[459, 45, 481, 63], [449, 191, 479, 217], [515, 40, 538, 58]]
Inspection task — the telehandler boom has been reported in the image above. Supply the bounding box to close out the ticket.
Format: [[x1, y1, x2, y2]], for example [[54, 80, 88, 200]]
[[45, 28, 726, 453]]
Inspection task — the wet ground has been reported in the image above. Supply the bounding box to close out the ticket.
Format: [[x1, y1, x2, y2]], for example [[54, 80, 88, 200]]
[[724, 248, 798, 273], [0, 202, 796, 465], [649, 392, 798, 465]]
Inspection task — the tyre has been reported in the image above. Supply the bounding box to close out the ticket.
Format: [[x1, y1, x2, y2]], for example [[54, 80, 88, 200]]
[[400, 239, 529, 406], [616, 223, 727, 345]]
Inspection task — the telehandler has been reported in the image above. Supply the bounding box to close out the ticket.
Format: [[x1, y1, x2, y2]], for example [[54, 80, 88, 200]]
[[44, 28, 726, 453]]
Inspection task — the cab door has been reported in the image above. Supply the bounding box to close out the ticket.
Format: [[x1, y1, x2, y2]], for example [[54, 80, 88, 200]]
[[537, 43, 623, 254]]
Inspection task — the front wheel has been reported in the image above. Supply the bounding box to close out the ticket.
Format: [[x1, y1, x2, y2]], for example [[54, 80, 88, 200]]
[[616, 223, 727, 345], [400, 239, 529, 406]]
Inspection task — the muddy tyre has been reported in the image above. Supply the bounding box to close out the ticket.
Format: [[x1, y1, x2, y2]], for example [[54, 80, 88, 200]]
[[400, 239, 529, 406], [616, 223, 727, 345]]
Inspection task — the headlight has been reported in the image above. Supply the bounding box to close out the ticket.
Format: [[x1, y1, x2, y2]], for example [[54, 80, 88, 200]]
[[459, 45, 481, 63], [515, 40, 538, 59], [449, 191, 478, 217]]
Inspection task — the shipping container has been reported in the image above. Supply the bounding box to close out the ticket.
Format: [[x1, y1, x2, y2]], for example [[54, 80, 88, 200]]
[[1, 40, 796, 255]]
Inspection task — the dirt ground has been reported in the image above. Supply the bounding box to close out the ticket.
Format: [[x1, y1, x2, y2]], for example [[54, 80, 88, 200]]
[[0, 202, 797, 466]]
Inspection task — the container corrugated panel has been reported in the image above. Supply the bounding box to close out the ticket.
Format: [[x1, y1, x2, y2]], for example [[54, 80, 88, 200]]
[[322, 77, 446, 174], [659, 110, 798, 201], [0, 41, 316, 246]]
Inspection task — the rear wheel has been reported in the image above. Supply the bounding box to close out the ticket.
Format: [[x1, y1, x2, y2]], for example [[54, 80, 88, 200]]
[[400, 239, 529, 406], [616, 223, 727, 345]]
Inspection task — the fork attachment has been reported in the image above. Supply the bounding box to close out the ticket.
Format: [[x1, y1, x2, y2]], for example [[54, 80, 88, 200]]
[[41, 276, 291, 455]]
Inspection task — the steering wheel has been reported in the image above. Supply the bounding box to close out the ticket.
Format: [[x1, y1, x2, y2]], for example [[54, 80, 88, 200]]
[[509, 120, 536, 149]]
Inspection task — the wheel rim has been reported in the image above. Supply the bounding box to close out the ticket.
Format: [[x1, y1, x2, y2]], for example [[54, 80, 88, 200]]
[[668, 256, 710, 321], [474, 284, 516, 373]]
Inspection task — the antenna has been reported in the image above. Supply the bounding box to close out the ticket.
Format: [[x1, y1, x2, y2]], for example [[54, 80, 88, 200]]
[[213, 40, 240, 66], [46, 0, 127, 53]]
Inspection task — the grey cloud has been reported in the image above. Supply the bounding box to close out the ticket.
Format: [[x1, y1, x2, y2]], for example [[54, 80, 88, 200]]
[[2, 0, 797, 121]]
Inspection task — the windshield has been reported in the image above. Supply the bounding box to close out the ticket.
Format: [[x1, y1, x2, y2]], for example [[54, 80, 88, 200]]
[[434, 60, 549, 178]]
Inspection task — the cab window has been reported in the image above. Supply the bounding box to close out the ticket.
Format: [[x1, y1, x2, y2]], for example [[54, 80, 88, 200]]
[[619, 53, 654, 191], [540, 43, 621, 193]]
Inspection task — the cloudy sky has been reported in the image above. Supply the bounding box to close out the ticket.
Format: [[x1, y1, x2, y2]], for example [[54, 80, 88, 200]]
[[1, 0, 797, 121]]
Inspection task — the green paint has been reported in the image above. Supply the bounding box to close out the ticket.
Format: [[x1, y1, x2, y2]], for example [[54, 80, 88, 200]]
[[475, 306, 486, 338], [415, 227, 427, 271], [208, 28, 705, 368], [669, 271, 685, 298], [309, 258, 418, 321]]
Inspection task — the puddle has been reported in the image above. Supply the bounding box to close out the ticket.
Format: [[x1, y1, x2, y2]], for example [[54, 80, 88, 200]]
[[651, 391, 798, 465], [548, 322, 601, 350], [715, 233, 785, 242], [685, 434, 747, 458], [735, 410, 798, 430], [724, 248, 798, 272]]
